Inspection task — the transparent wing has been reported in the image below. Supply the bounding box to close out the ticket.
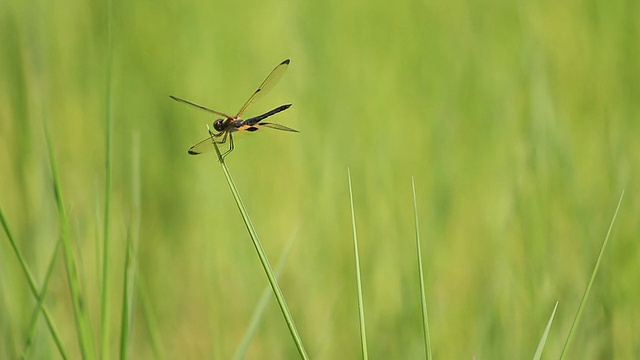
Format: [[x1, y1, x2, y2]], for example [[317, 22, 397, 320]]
[[170, 95, 232, 118], [259, 122, 299, 132], [236, 59, 290, 117], [234, 104, 297, 133], [188, 128, 230, 155], [189, 117, 297, 154], [232, 121, 299, 135], [188, 136, 217, 155]]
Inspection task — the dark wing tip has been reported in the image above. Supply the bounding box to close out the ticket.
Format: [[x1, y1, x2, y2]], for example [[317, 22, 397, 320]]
[[188, 148, 201, 155], [281, 59, 291, 65]]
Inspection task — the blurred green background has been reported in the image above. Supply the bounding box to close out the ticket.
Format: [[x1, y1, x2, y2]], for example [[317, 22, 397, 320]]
[[1, 0, 639, 358]]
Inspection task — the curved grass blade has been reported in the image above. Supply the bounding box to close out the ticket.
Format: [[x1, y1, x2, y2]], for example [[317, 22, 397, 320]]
[[532, 301, 558, 360], [348, 168, 368, 360], [412, 177, 432, 360], [136, 274, 166, 360], [21, 237, 62, 358], [45, 120, 96, 359], [233, 229, 299, 360], [211, 140, 309, 359], [118, 218, 136, 360], [1, 208, 68, 359], [100, 0, 115, 356], [119, 133, 141, 360], [559, 190, 625, 359]]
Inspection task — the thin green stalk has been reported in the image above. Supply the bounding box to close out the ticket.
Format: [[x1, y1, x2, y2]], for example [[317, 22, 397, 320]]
[[100, 0, 114, 357], [347, 168, 368, 360], [118, 219, 135, 360], [0, 208, 68, 359], [411, 177, 431, 360], [120, 133, 141, 360], [233, 229, 299, 360], [532, 301, 558, 360], [21, 237, 62, 359], [559, 190, 625, 359], [211, 140, 309, 359], [44, 120, 96, 359], [137, 274, 166, 360]]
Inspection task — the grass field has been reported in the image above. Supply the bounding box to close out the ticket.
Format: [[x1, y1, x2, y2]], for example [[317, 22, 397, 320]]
[[1, 0, 639, 358]]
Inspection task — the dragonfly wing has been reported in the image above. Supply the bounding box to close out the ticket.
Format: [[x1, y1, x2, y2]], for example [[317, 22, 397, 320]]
[[236, 59, 290, 117], [259, 122, 299, 132], [233, 104, 297, 133], [188, 136, 217, 155], [170, 96, 232, 118], [232, 121, 298, 134]]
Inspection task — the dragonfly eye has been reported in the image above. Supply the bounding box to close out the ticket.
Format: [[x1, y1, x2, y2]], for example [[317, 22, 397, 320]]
[[213, 119, 226, 131]]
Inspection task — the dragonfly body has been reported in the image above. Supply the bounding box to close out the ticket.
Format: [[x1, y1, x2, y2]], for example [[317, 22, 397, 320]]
[[170, 59, 297, 158]]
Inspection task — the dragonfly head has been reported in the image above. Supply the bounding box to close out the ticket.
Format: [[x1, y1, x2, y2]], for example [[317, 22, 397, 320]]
[[213, 118, 227, 132]]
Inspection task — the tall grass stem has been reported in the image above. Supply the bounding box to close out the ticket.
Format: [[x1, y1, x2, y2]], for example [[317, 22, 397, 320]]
[[100, 0, 115, 356], [559, 190, 625, 359], [412, 177, 432, 360], [0, 209, 68, 359], [44, 120, 96, 359], [348, 168, 368, 359], [212, 140, 309, 359], [532, 301, 558, 360]]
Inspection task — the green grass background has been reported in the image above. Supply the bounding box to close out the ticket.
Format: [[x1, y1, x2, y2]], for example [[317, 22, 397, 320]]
[[1, 0, 639, 358]]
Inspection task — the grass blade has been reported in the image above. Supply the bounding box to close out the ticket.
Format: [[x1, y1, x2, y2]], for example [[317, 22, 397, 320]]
[[348, 168, 368, 360], [136, 274, 166, 360], [118, 219, 136, 360], [44, 120, 96, 359], [0, 208, 68, 359], [233, 229, 299, 360], [532, 301, 558, 360], [412, 177, 432, 360], [211, 140, 308, 359], [559, 190, 625, 359], [100, 0, 115, 356], [119, 133, 141, 360], [21, 237, 62, 358]]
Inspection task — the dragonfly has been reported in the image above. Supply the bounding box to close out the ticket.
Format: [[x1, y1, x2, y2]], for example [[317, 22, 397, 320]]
[[170, 59, 297, 158]]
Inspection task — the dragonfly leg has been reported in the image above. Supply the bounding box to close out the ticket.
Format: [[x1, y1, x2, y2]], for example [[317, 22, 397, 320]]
[[207, 125, 216, 138], [204, 124, 232, 156], [221, 133, 235, 159]]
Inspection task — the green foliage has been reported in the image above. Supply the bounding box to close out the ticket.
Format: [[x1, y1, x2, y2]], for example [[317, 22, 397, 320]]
[[1, 0, 638, 357]]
